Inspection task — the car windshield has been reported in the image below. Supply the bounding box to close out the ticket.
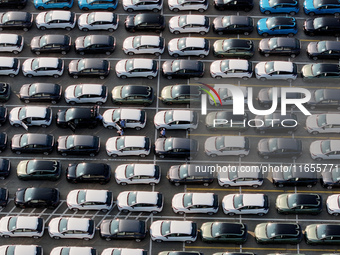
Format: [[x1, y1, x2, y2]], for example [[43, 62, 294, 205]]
[[314, 0, 324, 7], [321, 140, 331, 154], [127, 191, 137, 206], [112, 109, 121, 122], [311, 64, 322, 76], [18, 107, 27, 121], [77, 60, 86, 72], [331, 167, 340, 182], [19, 134, 28, 147], [76, 164, 87, 177], [28, 84, 37, 96], [313, 18, 323, 29], [171, 61, 181, 72], [8, 217, 17, 231], [125, 164, 135, 178], [211, 223, 222, 237], [77, 190, 86, 204], [24, 188, 34, 202], [74, 85, 83, 97], [178, 16, 187, 27], [164, 138, 173, 151], [179, 165, 188, 179], [266, 18, 278, 29], [87, 13, 96, 24], [283, 167, 293, 180], [265, 62, 275, 74], [58, 218, 68, 233], [316, 225, 329, 239], [268, 138, 278, 152], [317, 41, 327, 53], [164, 111, 174, 124], [125, 60, 134, 72], [32, 59, 40, 71], [39, 36, 49, 47], [266, 224, 278, 238], [26, 161, 38, 174], [60, 248, 71, 255], [133, 36, 142, 48], [66, 136, 75, 149], [317, 114, 327, 127], [183, 193, 193, 208], [221, 60, 230, 72], [110, 220, 119, 234], [233, 194, 243, 209], [161, 221, 171, 236], [268, 38, 278, 50], [215, 136, 225, 150], [111, 250, 121, 255], [178, 38, 187, 50], [84, 36, 92, 48], [314, 89, 325, 102], [287, 195, 299, 208], [269, 0, 279, 7], [116, 137, 125, 150], [228, 169, 238, 180], [2, 13, 10, 23], [222, 16, 231, 27], [65, 110, 76, 122], [45, 12, 54, 23], [6, 246, 15, 255]]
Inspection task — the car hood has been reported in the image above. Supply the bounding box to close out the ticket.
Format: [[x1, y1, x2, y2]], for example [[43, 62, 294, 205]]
[[307, 42, 318, 55], [103, 109, 114, 123], [9, 107, 20, 123], [254, 223, 267, 239], [64, 85, 76, 99], [15, 189, 25, 203], [213, 40, 223, 52], [258, 89, 269, 101], [213, 17, 223, 29], [17, 160, 28, 175], [310, 141, 322, 156], [150, 221, 162, 237], [30, 36, 40, 49], [327, 195, 340, 210], [154, 112, 165, 126], [75, 36, 85, 49], [272, 170, 284, 182], [35, 12, 45, 25], [304, 18, 314, 30], [172, 194, 183, 209], [116, 192, 128, 207], [57, 136, 67, 150], [306, 115, 318, 130], [11, 135, 21, 149], [160, 86, 172, 100], [259, 39, 270, 51], [169, 16, 180, 29], [167, 166, 179, 180], [115, 60, 127, 74], [257, 18, 268, 31], [106, 137, 118, 152], [125, 15, 134, 27], [210, 61, 222, 74], [204, 137, 216, 152], [68, 60, 78, 73], [276, 194, 289, 209], [100, 220, 111, 236], [111, 86, 122, 99], [66, 164, 76, 178], [22, 59, 34, 73], [305, 224, 318, 241], [168, 0, 178, 6], [255, 62, 266, 76], [66, 190, 78, 207], [222, 194, 234, 210], [304, 0, 314, 11], [258, 139, 269, 153], [200, 223, 212, 238], [48, 218, 59, 235], [78, 14, 87, 27], [56, 110, 66, 123], [115, 164, 126, 180], [162, 61, 172, 74], [19, 84, 30, 97], [154, 138, 165, 152], [301, 64, 313, 78], [123, 37, 133, 50], [168, 39, 179, 52]]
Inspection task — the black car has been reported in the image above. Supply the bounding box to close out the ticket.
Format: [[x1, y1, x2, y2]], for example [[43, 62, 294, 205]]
[[200, 222, 248, 244], [214, 0, 253, 11], [99, 219, 147, 242], [259, 37, 300, 58], [56, 106, 101, 131], [257, 88, 305, 108], [213, 16, 253, 35], [125, 14, 165, 32], [57, 135, 100, 157], [272, 167, 318, 187], [302, 63, 340, 80], [30, 35, 71, 55], [14, 187, 60, 209], [162, 60, 204, 79], [11, 133, 54, 155], [213, 39, 255, 59], [16, 159, 62, 181], [111, 85, 155, 106], [68, 59, 110, 79], [0, 0, 26, 8], [307, 40, 340, 60], [0, 158, 10, 179], [159, 252, 203, 255], [276, 193, 322, 215], [306, 89, 340, 110], [19, 83, 62, 104], [167, 164, 214, 186], [0, 12, 32, 31], [254, 113, 298, 134], [154, 137, 199, 159], [66, 162, 111, 184], [255, 223, 302, 244], [160, 84, 202, 105], [0, 83, 10, 102], [75, 35, 116, 55], [0, 188, 8, 208], [205, 111, 249, 131], [0, 106, 7, 126], [321, 166, 340, 189], [304, 17, 340, 36], [258, 138, 302, 159], [0, 132, 7, 153]]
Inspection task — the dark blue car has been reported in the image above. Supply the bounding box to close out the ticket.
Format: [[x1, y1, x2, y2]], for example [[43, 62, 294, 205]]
[[257, 17, 298, 37]]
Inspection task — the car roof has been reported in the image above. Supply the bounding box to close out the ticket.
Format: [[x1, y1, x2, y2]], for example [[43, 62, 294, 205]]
[[0, 57, 15, 68], [92, 12, 114, 22], [229, 15, 250, 25], [318, 0, 340, 6], [16, 216, 38, 230], [0, 34, 19, 44], [65, 107, 94, 119], [272, 37, 298, 48], [36, 58, 59, 68], [224, 39, 252, 49], [24, 106, 47, 118], [325, 114, 340, 125], [185, 15, 206, 25], [227, 59, 249, 70], [320, 89, 340, 100], [133, 164, 155, 176], [314, 17, 340, 27], [136, 191, 158, 204], [171, 137, 196, 150], [223, 136, 245, 147], [317, 63, 340, 73], [275, 138, 300, 150], [120, 109, 142, 121], [170, 221, 192, 234], [268, 223, 299, 236], [79, 84, 103, 96], [28, 160, 57, 171], [289, 194, 319, 205], [122, 85, 152, 96], [135, 13, 162, 23], [67, 218, 89, 231], [242, 194, 265, 207], [182, 37, 205, 48], [124, 136, 146, 147], [76, 163, 107, 175], [216, 222, 244, 235], [269, 17, 295, 26], [24, 187, 56, 201], [25, 134, 50, 145], [85, 190, 107, 203], [178, 60, 202, 71], [139, 35, 160, 46], [272, 61, 294, 72], [324, 40, 340, 50], [30, 83, 59, 94], [272, 0, 297, 4], [83, 59, 107, 69], [50, 10, 71, 21], [172, 110, 193, 122], [132, 59, 154, 70], [42, 35, 67, 45], [118, 219, 143, 232], [330, 140, 340, 151], [86, 35, 112, 45], [192, 193, 214, 206], [321, 224, 340, 236], [72, 135, 96, 147], [172, 84, 201, 96], [3, 11, 29, 21]]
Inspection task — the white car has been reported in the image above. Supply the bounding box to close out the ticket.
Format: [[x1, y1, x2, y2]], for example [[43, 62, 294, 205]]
[[0, 245, 42, 255], [64, 84, 108, 105], [222, 194, 269, 216], [205, 136, 250, 157], [168, 37, 209, 57], [208, 85, 247, 106], [210, 59, 253, 79], [123, 0, 163, 12], [102, 249, 146, 255], [172, 192, 218, 214], [36, 11, 76, 30], [22, 57, 64, 78], [9, 106, 52, 129], [0, 57, 20, 77], [115, 59, 157, 79], [78, 12, 118, 32], [255, 61, 297, 81], [66, 189, 113, 212], [150, 220, 198, 242], [123, 35, 165, 56], [217, 166, 263, 188], [310, 140, 340, 161], [168, 0, 208, 12], [117, 191, 163, 213], [106, 135, 151, 157], [115, 163, 161, 185], [0, 216, 44, 238], [154, 110, 198, 130], [102, 108, 146, 130], [50, 247, 95, 255], [326, 194, 340, 216], [48, 217, 95, 240], [169, 15, 210, 35], [306, 114, 340, 135], [0, 34, 23, 54]]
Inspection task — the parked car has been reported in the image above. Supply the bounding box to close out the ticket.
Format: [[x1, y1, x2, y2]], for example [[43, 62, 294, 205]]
[[115, 163, 160, 185], [14, 187, 60, 209], [123, 35, 165, 56], [16, 159, 61, 181], [205, 111, 248, 131], [36, 11, 76, 30], [0, 12, 32, 31], [276, 193, 322, 214], [213, 16, 253, 35], [0, 159, 10, 179], [254, 113, 298, 134], [304, 17, 340, 36], [304, 0, 340, 15], [213, 0, 253, 11], [117, 191, 163, 213], [0, 188, 9, 207], [34, 0, 73, 9], [167, 164, 214, 186], [257, 87, 305, 108], [160, 84, 201, 104], [255, 61, 297, 81], [210, 59, 252, 79], [0, 245, 42, 255], [0, 132, 7, 153], [302, 63, 340, 80], [306, 113, 340, 134], [122, 0, 163, 12], [260, 0, 299, 14], [305, 224, 340, 244], [306, 89, 340, 109], [115, 59, 158, 79], [0, 0, 26, 8], [66, 189, 113, 212], [0, 83, 10, 102], [78, 0, 118, 10], [0, 57, 20, 77], [111, 85, 154, 106], [9, 106, 52, 129], [75, 35, 115, 55], [102, 108, 146, 130], [48, 217, 95, 240], [208, 86, 247, 106], [57, 135, 100, 156], [259, 37, 300, 58], [307, 41, 340, 60], [0, 216, 44, 238], [272, 167, 318, 187], [172, 192, 218, 214], [103, 249, 147, 255], [159, 252, 202, 255], [19, 83, 62, 104], [205, 136, 250, 157], [326, 194, 340, 215], [106, 136, 151, 157], [99, 219, 147, 242], [255, 223, 302, 244], [64, 84, 107, 105], [154, 137, 199, 159], [310, 140, 340, 161], [213, 39, 254, 59], [162, 60, 204, 79], [150, 220, 197, 242], [168, 37, 209, 58], [68, 59, 110, 79], [257, 138, 302, 159], [321, 166, 340, 189], [66, 162, 111, 184], [50, 247, 96, 255], [169, 15, 209, 35], [11, 133, 54, 155], [257, 17, 297, 37], [222, 194, 269, 216], [0, 34, 23, 54], [217, 166, 263, 187], [0, 107, 7, 126], [125, 14, 165, 32], [154, 110, 198, 130], [78, 12, 118, 32], [22, 57, 64, 78], [200, 222, 247, 244], [168, 0, 208, 12]]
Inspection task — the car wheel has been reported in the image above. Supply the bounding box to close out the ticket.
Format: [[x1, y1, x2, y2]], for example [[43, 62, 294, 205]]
[[79, 52, 85, 55], [61, 153, 67, 156], [198, 8, 205, 12], [111, 154, 118, 158], [39, 26, 46, 30], [65, 27, 71, 31], [223, 184, 230, 188], [140, 154, 146, 158], [264, 53, 270, 57], [61, 51, 67, 55], [310, 131, 319, 135], [307, 184, 313, 188], [53, 74, 60, 78], [260, 77, 266, 81], [173, 8, 179, 11], [69, 101, 76, 105], [207, 212, 214, 215], [332, 212, 339, 216], [13, 124, 21, 127], [315, 157, 323, 161], [289, 11, 296, 15], [335, 12, 340, 16], [135, 239, 141, 242], [287, 78, 293, 82], [166, 76, 173, 80], [199, 31, 206, 35], [327, 185, 333, 189], [105, 51, 111, 56], [127, 8, 134, 12], [63, 6, 70, 9], [101, 209, 108, 213], [147, 75, 154, 80], [107, 7, 114, 11], [174, 182, 180, 186], [108, 28, 114, 32], [53, 236, 60, 240], [127, 52, 134, 56], [199, 54, 206, 58], [217, 31, 224, 35], [264, 10, 271, 14], [89, 153, 95, 157], [27, 74, 33, 78], [228, 212, 235, 216], [309, 12, 315, 16], [24, 99, 30, 103], [239, 154, 245, 158], [12, 50, 19, 55], [203, 182, 209, 186], [278, 184, 284, 188], [121, 75, 127, 79], [33, 236, 40, 239], [242, 76, 249, 80], [252, 184, 259, 188], [309, 105, 315, 110], [263, 155, 269, 159], [38, 6, 44, 10], [15, 151, 21, 155], [23, 27, 28, 32], [244, 31, 249, 35], [82, 28, 89, 32], [9, 73, 15, 78], [262, 33, 269, 37], [154, 52, 160, 56], [83, 237, 90, 241], [96, 101, 103, 105], [73, 75, 78, 79], [289, 53, 296, 58], [150, 182, 156, 186], [288, 33, 294, 37], [174, 30, 180, 35], [172, 53, 179, 58], [257, 213, 264, 216], [210, 154, 217, 157], [82, 7, 89, 10], [159, 155, 165, 159], [105, 237, 112, 241], [156, 239, 162, 243], [107, 125, 115, 130], [43, 151, 49, 156], [152, 8, 159, 12]]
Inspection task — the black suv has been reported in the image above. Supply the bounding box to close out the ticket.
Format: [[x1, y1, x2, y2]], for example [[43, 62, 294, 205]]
[[0, 0, 26, 8], [213, 16, 253, 35], [0, 132, 7, 153], [0, 12, 33, 31], [14, 187, 60, 209], [200, 222, 248, 244], [16, 160, 61, 181], [162, 60, 204, 79], [111, 85, 155, 106], [0, 83, 10, 102], [272, 168, 318, 187], [304, 17, 340, 36], [56, 106, 101, 131], [214, 0, 253, 11], [307, 41, 340, 60], [125, 14, 165, 32], [154, 138, 199, 159], [66, 162, 111, 184], [19, 83, 62, 104], [255, 223, 302, 244], [11, 133, 54, 155], [0, 159, 10, 179], [167, 164, 214, 186], [258, 138, 302, 159], [57, 135, 100, 157], [75, 35, 116, 55], [30, 35, 71, 55], [213, 39, 255, 59], [307, 89, 340, 110], [160, 84, 202, 105], [68, 59, 110, 79], [254, 113, 298, 134], [0, 188, 8, 208], [259, 37, 300, 58], [276, 193, 322, 215], [0, 106, 7, 126]]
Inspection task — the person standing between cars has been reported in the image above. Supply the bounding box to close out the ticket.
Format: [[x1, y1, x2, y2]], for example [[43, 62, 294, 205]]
[[120, 119, 126, 129], [160, 128, 166, 138]]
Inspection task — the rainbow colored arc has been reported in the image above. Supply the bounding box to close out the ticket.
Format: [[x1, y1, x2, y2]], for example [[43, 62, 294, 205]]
[[197, 82, 223, 106]]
